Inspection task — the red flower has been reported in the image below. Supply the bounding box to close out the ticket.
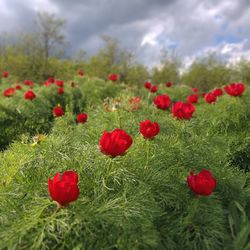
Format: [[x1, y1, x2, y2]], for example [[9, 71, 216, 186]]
[[144, 81, 152, 89], [108, 74, 119, 82], [57, 87, 64, 94], [139, 119, 160, 139], [24, 80, 33, 87], [56, 80, 64, 87], [15, 85, 22, 90], [192, 87, 199, 93], [47, 77, 55, 83], [187, 169, 216, 196], [44, 81, 52, 87], [153, 94, 171, 110], [224, 83, 245, 97], [201, 93, 206, 98], [78, 70, 84, 76], [166, 81, 173, 87], [2, 71, 9, 78], [3, 87, 15, 97], [77, 113, 88, 123], [172, 101, 195, 120], [129, 96, 141, 111], [150, 85, 158, 93], [187, 94, 198, 104], [204, 92, 217, 104], [212, 88, 223, 97], [99, 129, 133, 157], [48, 170, 79, 207], [24, 90, 36, 100], [53, 106, 64, 117]]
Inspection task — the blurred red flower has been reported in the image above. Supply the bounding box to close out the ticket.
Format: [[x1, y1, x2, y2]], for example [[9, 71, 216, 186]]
[[153, 94, 171, 110], [172, 101, 195, 120]]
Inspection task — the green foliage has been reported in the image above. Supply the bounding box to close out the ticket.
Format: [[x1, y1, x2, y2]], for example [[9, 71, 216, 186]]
[[0, 78, 249, 249]]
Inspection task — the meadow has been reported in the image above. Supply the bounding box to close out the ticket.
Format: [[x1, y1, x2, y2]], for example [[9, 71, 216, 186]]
[[0, 72, 249, 250]]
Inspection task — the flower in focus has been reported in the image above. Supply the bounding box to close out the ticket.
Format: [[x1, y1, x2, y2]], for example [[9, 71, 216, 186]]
[[48, 170, 79, 207], [99, 129, 133, 157], [153, 94, 171, 110], [139, 119, 160, 139], [187, 169, 216, 196]]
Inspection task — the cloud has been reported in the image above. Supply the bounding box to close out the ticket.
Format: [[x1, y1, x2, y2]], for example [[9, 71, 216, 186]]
[[0, 0, 250, 67]]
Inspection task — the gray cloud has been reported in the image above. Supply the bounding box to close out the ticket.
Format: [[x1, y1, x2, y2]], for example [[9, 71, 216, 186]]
[[0, 0, 250, 66]]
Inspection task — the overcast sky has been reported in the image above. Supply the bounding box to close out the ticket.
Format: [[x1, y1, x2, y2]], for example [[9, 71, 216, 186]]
[[0, 0, 250, 67]]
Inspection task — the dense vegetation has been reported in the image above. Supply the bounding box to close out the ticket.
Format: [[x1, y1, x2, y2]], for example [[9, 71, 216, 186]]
[[0, 71, 249, 249]]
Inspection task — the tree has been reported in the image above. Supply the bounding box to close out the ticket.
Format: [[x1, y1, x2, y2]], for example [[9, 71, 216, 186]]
[[151, 49, 181, 84], [36, 12, 66, 76]]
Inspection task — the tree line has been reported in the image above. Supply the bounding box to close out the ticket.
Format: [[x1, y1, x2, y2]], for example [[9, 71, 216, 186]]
[[0, 11, 250, 90]]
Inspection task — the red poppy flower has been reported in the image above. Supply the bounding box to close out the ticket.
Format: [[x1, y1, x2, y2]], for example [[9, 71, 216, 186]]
[[24, 90, 36, 100], [53, 106, 64, 117], [153, 94, 171, 110], [166, 82, 173, 87], [2, 71, 9, 78], [187, 94, 198, 104], [15, 85, 22, 90], [224, 83, 245, 97], [77, 113, 88, 123], [24, 80, 33, 87], [139, 119, 160, 139], [150, 85, 158, 93], [3, 87, 15, 97], [48, 170, 79, 207], [172, 101, 195, 120], [108, 74, 119, 82], [204, 92, 217, 104], [57, 87, 64, 94], [144, 82, 152, 89], [187, 169, 216, 196], [56, 80, 64, 87], [212, 88, 223, 97], [99, 129, 133, 157]]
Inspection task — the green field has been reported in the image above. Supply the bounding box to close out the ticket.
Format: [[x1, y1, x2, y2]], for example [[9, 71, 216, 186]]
[[0, 74, 249, 250]]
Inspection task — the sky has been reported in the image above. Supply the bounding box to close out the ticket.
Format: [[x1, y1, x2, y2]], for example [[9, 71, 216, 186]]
[[0, 0, 250, 67]]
